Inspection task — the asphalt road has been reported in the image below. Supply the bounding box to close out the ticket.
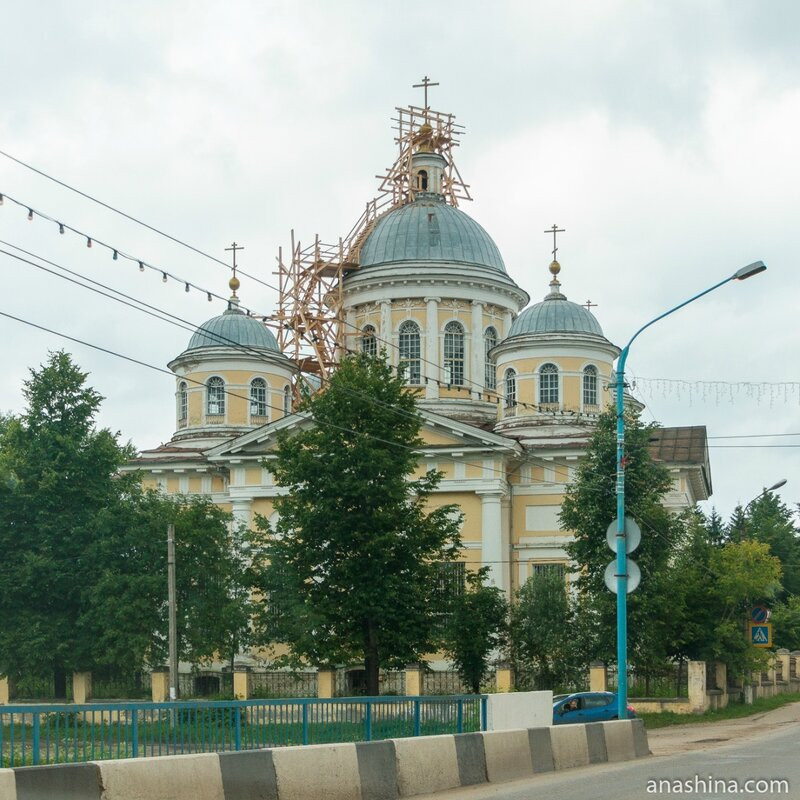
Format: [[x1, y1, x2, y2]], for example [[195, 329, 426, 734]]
[[418, 720, 799, 799]]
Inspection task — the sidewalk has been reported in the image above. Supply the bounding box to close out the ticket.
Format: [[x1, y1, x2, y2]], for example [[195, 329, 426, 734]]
[[647, 700, 800, 756]]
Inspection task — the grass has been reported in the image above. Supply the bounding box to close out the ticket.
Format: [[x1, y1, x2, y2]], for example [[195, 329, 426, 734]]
[[640, 691, 800, 729]]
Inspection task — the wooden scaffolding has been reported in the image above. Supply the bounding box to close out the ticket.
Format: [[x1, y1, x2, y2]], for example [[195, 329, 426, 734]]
[[273, 102, 470, 384]]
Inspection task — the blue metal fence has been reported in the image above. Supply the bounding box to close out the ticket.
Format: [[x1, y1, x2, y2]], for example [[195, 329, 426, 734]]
[[0, 695, 487, 767]]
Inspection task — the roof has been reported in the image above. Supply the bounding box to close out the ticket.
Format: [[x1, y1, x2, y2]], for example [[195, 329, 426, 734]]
[[648, 425, 711, 496], [185, 306, 280, 353], [358, 196, 506, 273], [508, 297, 604, 337], [648, 426, 708, 464]]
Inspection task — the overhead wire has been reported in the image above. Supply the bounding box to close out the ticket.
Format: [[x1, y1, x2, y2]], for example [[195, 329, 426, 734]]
[[0, 244, 596, 486]]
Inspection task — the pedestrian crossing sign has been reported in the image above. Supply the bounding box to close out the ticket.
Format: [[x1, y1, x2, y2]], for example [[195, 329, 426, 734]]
[[749, 622, 772, 648]]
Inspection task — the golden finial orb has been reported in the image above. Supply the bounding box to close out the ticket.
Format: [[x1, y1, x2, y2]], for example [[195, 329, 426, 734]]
[[229, 275, 240, 293], [549, 259, 561, 276]]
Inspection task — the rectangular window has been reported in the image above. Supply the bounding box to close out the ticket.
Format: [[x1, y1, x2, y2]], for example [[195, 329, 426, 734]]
[[530, 562, 567, 581], [434, 561, 466, 619]]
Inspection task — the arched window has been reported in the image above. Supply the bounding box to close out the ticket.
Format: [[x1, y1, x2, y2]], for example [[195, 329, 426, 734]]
[[583, 365, 598, 407], [206, 376, 225, 416], [539, 363, 559, 405], [443, 321, 465, 386], [283, 384, 292, 415], [177, 381, 188, 421], [484, 327, 498, 390], [504, 368, 517, 409], [250, 378, 267, 417], [398, 321, 421, 384], [361, 325, 377, 357], [416, 169, 428, 191]]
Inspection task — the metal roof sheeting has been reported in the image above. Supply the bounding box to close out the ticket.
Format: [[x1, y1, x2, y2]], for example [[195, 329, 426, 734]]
[[358, 197, 506, 273], [186, 309, 280, 352]]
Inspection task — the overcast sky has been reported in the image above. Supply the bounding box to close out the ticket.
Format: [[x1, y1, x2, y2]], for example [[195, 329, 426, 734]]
[[1, 0, 797, 520]]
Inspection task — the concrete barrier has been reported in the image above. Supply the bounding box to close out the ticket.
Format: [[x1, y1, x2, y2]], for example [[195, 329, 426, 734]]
[[485, 690, 552, 730], [550, 724, 590, 770], [0, 719, 649, 800]]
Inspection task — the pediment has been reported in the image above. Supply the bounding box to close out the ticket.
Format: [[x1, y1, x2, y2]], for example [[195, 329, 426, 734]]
[[206, 407, 520, 462]]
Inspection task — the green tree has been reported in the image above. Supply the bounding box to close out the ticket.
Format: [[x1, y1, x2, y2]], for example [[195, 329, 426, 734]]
[[746, 493, 800, 596], [560, 408, 684, 683], [251, 354, 462, 695], [442, 569, 508, 694], [0, 352, 134, 696], [509, 570, 582, 691], [772, 596, 800, 651], [85, 492, 256, 675]]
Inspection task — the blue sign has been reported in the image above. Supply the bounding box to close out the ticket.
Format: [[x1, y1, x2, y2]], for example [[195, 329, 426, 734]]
[[750, 606, 769, 623], [750, 624, 772, 647]]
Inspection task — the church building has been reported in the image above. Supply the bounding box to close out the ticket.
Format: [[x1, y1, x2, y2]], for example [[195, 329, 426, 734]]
[[129, 97, 711, 617]]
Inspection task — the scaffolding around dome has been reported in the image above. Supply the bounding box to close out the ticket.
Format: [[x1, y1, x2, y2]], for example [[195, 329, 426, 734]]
[[273, 101, 472, 382]]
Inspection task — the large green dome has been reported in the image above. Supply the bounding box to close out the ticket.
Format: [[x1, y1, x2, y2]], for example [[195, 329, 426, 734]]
[[358, 196, 506, 273], [186, 306, 280, 352], [509, 297, 604, 337]]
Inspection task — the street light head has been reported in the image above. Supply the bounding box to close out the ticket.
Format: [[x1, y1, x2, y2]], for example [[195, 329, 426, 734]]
[[767, 478, 787, 492], [733, 261, 767, 280]]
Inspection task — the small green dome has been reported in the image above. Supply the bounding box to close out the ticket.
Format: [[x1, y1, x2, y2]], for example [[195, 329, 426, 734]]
[[186, 307, 280, 352], [358, 197, 506, 273], [509, 298, 603, 337]]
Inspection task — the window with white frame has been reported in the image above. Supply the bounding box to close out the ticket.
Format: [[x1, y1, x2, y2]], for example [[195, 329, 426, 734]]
[[398, 321, 421, 384], [283, 384, 291, 415], [361, 325, 377, 357], [443, 321, 465, 385], [484, 326, 497, 390], [178, 381, 188, 421], [583, 365, 598, 407], [539, 363, 559, 405], [206, 376, 225, 416], [250, 378, 267, 417], [434, 561, 466, 620], [504, 368, 517, 408]]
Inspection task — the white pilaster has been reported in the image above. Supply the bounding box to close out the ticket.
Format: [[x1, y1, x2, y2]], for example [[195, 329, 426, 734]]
[[345, 307, 357, 356], [380, 301, 393, 365], [424, 296, 440, 399], [478, 491, 505, 592], [471, 300, 484, 397]]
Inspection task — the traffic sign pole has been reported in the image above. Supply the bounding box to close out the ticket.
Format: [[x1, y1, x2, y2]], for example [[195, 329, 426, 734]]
[[615, 356, 629, 721]]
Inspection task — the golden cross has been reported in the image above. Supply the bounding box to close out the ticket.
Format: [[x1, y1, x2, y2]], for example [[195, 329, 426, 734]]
[[413, 76, 439, 109], [225, 241, 244, 278], [544, 224, 565, 260]]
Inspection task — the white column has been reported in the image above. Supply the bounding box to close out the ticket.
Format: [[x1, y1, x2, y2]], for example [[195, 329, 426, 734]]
[[471, 300, 484, 397], [478, 491, 505, 592], [424, 296, 440, 399], [231, 499, 252, 529], [501, 310, 513, 338], [380, 301, 393, 365]]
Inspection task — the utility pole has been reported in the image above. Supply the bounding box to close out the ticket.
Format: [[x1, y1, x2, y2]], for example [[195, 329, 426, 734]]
[[167, 523, 178, 701]]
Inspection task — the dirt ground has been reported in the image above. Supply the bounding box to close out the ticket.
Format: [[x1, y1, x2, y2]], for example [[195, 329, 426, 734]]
[[646, 700, 800, 756]]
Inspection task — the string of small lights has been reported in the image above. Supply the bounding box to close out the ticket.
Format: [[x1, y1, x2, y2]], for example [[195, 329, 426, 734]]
[[0, 191, 253, 313]]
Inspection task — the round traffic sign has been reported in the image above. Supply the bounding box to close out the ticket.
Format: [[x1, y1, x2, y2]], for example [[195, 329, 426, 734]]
[[750, 605, 770, 623], [604, 558, 641, 594], [606, 516, 642, 555]]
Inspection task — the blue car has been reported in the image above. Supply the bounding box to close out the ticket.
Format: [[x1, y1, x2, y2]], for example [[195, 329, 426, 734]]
[[552, 691, 636, 725]]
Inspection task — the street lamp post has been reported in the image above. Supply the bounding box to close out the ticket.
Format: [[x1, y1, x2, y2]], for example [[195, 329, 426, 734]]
[[613, 260, 766, 720], [744, 478, 788, 512]]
